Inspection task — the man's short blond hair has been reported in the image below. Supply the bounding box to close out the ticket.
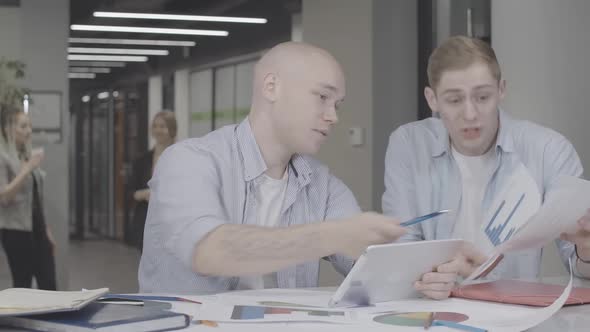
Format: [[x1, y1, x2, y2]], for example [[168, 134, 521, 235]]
[[427, 36, 501, 89]]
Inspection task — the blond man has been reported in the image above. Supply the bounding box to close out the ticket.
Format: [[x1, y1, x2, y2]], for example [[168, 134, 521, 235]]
[[383, 36, 590, 299]]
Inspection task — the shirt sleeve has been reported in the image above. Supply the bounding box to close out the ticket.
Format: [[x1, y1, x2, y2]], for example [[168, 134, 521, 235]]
[[382, 127, 424, 242], [324, 174, 361, 275], [542, 133, 585, 275], [145, 143, 227, 271]]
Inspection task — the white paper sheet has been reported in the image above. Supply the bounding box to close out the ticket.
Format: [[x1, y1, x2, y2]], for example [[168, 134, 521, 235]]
[[465, 176, 590, 282], [0, 288, 109, 316], [497, 176, 590, 252], [192, 262, 573, 331]]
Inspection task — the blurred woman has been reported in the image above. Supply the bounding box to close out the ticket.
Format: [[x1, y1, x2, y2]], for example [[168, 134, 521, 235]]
[[131, 111, 177, 251], [0, 107, 56, 289]]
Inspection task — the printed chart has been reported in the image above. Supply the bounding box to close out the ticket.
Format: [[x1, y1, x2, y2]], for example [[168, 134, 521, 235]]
[[373, 311, 468, 327]]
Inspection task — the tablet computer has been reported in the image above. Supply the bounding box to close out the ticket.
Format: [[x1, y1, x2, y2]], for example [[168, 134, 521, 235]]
[[328, 239, 465, 307]]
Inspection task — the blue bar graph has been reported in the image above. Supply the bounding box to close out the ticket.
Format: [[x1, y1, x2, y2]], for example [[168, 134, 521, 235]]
[[483, 193, 526, 246]]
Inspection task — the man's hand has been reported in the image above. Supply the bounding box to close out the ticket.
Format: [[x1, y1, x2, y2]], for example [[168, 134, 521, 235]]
[[133, 189, 151, 202], [415, 243, 488, 300], [560, 208, 590, 261], [335, 212, 406, 259]]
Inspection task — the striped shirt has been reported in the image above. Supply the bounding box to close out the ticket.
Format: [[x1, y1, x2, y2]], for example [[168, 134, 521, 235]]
[[139, 117, 359, 294], [383, 110, 583, 279]]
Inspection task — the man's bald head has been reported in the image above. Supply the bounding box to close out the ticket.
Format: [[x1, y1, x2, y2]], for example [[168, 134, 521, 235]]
[[252, 42, 345, 109], [249, 41, 345, 156]]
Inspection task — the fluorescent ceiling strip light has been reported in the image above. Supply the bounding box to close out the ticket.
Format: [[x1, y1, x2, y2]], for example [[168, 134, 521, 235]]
[[93, 11, 267, 24], [70, 24, 228, 36], [69, 73, 96, 79], [68, 61, 126, 67], [69, 67, 111, 74], [68, 47, 169, 56], [67, 54, 148, 62], [68, 38, 195, 47]]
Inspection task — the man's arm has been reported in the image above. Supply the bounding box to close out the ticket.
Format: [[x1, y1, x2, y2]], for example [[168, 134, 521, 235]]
[[382, 127, 424, 242], [195, 220, 354, 276], [151, 143, 406, 278], [541, 133, 590, 277]]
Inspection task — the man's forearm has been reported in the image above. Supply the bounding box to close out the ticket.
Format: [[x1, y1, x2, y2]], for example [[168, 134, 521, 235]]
[[192, 222, 342, 277]]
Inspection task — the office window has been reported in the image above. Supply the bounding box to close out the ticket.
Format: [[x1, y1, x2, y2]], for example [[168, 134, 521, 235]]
[[189, 69, 213, 138], [235, 61, 255, 123], [214, 65, 236, 130]]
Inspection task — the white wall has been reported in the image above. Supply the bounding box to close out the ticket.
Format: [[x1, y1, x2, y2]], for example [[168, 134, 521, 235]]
[[302, 0, 418, 286], [0, 0, 70, 288], [492, 0, 590, 276]]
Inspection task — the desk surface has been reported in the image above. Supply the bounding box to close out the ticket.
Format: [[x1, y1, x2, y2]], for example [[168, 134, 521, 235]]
[[2, 278, 588, 332], [179, 276, 590, 331]]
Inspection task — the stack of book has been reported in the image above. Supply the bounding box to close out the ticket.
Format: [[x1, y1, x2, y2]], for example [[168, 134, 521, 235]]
[[0, 288, 190, 331]]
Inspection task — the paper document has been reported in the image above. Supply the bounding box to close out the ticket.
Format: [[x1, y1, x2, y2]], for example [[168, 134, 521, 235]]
[[194, 266, 573, 331], [466, 176, 590, 282], [0, 288, 109, 316]]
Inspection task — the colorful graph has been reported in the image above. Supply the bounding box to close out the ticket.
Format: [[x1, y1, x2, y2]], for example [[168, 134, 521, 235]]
[[484, 193, 526, 246], [257, 301, 319, 308], [230, 305, 344, 320], [373, 311, 468, 327]]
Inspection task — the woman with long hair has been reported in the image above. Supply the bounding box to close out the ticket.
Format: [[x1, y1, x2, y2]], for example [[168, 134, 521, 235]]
[[0, 106, 56, 289], [131, 110, 177, 252]]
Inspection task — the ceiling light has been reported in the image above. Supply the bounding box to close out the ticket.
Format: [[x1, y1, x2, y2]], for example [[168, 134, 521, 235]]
[[97, 92, 110, 99], [67, 55, 149, 62], [68, 47, 169, 56], [70, 24, 228, 36], [69, 67, 111, 74], [69, 73, 96, 79], [68, 61, 126, 67], [82, 95, 90, 102], [93, 11, 267, 24], [69, 38, 196, 47]]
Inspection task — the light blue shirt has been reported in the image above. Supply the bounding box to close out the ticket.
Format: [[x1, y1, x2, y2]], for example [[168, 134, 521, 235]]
[[139, 118, 359, 294], [383, 110, 583, 279]]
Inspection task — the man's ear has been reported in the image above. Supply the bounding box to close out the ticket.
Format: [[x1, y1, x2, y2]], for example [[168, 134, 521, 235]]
[[262, 73, 278, 102], [424, 86, 438, 115]]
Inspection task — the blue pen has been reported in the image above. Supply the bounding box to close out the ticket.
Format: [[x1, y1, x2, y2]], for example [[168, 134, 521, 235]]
[[432, 319, 488, 332], [400, 209, 450, 227]]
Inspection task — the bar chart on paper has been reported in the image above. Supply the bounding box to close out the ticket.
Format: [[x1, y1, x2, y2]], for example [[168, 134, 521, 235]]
[[483, 193, 528, 246]]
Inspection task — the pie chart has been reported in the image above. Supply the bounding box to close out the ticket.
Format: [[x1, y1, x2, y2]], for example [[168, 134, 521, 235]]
[[373, 311, 469, 327]]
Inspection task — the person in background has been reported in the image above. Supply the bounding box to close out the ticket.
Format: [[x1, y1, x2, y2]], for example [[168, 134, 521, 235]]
[[131, 110, 177, 252], [0, 106, 56, 289]]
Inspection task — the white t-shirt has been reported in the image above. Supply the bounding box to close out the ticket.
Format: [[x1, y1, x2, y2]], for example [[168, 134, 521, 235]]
[[237, 171, 288, 290], [451, 146, 497, 254]]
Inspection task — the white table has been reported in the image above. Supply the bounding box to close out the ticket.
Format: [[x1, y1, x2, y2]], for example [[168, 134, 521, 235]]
[[180, 278, 590, 332]]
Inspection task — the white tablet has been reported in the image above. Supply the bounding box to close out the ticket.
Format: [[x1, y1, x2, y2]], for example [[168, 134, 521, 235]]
[[328, 239, 465, 307]]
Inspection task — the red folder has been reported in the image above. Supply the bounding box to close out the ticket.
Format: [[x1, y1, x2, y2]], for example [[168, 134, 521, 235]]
[[451, 279, 590, 307]]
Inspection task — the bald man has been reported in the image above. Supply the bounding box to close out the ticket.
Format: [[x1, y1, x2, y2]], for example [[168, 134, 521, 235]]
[[138, 42, 406, 294]]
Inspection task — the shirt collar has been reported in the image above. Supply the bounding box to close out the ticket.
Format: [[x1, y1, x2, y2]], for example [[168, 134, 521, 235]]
[[236, 117, 313, 184], [431, 108, 515, 158]]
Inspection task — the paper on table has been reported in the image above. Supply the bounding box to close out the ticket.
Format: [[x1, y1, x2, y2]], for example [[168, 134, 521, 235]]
[[371, 260, 573, 331], [465, 176, 590, 282], [196, 302, 360, 324], [194, 267, 572, 331], [0, 288, 109, 316]]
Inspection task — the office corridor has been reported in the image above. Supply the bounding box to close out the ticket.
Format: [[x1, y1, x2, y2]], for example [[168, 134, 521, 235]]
[[0, 240, 141, 293]]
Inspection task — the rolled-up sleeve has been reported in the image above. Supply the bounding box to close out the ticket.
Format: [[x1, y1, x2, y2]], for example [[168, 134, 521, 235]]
[[146, 143, 226, 271], [383, 127, 423, 242], [324, 175, 361, 275]]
